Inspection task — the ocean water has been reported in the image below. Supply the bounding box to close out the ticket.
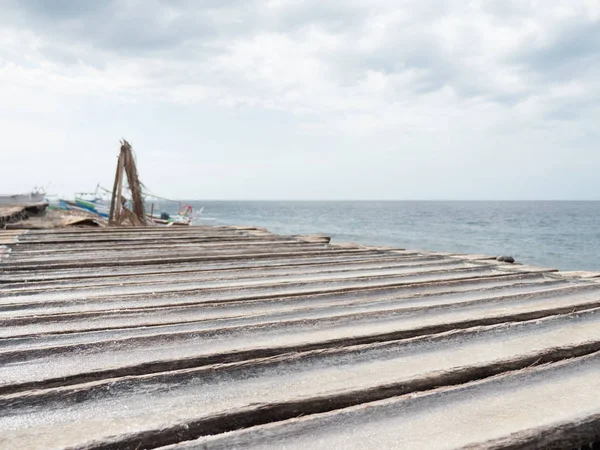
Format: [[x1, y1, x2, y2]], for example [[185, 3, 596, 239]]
[[178, 201, 599, 272]]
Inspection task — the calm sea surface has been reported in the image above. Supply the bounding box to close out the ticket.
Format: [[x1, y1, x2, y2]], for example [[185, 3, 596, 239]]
[[177, 201, 600, 271]]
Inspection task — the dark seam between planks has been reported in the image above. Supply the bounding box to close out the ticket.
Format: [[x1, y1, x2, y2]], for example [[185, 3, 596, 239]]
[[0, 268, 548, 311], [2, 301, 600, 396], [0, 248, 383, 271], [0, 261, 469, 296], [464, 413, 600, 449], [0, 258, 455, 292], [0, 280, 586, 337], [60, 346, 600, 450], [0, 252, 409, 283]]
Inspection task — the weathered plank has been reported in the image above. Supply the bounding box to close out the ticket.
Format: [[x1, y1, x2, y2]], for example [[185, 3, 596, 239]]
[[173, 351, 600, 450], [0, 251, 400, 282], [0, 255, 448, 291], [0, 246, 383, 271], [2, 279, 600, 393], [0, 266, 561, 319], [0, 275, 572, 338], [1, 263, 487, 306], [1, 225, 599, 449], [3, 310, 600, 450]]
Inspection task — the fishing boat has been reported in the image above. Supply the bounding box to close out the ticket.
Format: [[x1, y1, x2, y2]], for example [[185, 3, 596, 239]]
[[74, 197, 110, 218], [0, 188, 46, 205], [58, 200, 95, 214], [56, 180, 202, 226], [56, 184, 112, 218], [146, 204, 198, 226]]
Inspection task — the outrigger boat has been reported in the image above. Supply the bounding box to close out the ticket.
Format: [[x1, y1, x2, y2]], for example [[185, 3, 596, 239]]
[[146, 204, 201, 226], [57, 183, 202, 226], [57, 185, 111, 218], [74, 197, 110, 218]]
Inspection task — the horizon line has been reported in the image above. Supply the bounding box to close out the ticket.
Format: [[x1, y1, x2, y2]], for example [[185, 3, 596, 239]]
[[173, 199, 600, 202]]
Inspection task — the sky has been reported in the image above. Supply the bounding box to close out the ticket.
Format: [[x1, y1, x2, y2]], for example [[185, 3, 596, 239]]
[[1, 0, 599, 200]]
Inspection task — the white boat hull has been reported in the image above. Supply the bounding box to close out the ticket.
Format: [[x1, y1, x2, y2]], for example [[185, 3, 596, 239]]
[[0, 192, 45, 205]]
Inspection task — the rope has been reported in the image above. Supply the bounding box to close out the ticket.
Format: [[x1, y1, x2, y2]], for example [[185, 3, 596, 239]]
[[99, 185, 182, 205]]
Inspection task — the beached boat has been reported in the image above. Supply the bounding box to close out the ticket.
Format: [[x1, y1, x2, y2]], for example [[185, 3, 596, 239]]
[[146, 204, 199, 226], [55, 181, 201, 226], [74, 197, 110, 218], [55, 185, 112, 219], [146, 212, 192, 226], [0, 190, 46, 205], [59, 200, 94, 214]]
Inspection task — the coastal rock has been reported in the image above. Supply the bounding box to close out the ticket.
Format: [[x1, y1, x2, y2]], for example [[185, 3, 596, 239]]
[[496, 255, 515, 263]]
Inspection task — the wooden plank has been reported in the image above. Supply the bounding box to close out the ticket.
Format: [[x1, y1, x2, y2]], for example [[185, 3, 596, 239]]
[[0, 255, 447, 291], [0, 252, 407, 283], [0, 275, 573, 338], [2, 280, 600, 393], [0, 260, 478, 299], [3, 310, 600, 450], [2, 225, 600, 449], [2, 242, 333, 263], [7, 238, 309, 252], [0, 247, 381, 271], [174, 350, 600, 450], [0, 267, 559, 319]]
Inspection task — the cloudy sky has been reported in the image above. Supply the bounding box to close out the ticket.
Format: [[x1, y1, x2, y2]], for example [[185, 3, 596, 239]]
[[1, 0, 599, 200]]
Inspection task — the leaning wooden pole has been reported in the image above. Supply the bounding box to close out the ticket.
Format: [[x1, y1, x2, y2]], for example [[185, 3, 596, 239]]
[[108, 140, 147, 226], [121, 140, 146, 225], [108, 153, 123, 224]]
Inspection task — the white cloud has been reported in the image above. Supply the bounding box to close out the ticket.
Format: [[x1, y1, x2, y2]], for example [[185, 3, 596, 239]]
[[0, 0, 599, 199]]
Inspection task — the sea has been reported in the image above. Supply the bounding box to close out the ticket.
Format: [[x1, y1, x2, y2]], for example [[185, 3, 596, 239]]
[[176, 201, 600, 272]]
